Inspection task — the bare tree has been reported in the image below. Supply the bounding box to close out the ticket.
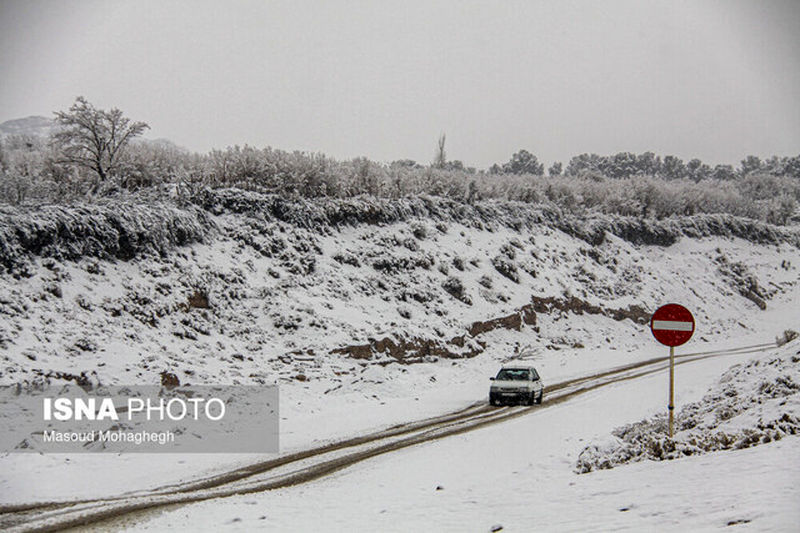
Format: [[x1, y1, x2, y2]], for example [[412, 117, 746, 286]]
[[433, 133, 446, 169], [53, 96, 149, 182]]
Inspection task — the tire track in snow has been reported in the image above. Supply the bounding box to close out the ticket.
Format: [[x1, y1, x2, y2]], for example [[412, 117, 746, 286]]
[[0, 342, 776, 533]]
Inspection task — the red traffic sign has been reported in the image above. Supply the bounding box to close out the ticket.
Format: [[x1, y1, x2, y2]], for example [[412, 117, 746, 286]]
[[650, 304, 695, 347]]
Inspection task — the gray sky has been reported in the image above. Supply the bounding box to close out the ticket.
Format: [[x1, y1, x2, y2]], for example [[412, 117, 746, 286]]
[[1, 0, 798, 169]]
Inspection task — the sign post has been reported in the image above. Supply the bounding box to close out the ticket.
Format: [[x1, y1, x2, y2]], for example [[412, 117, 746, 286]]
[[669, 345, 674, 436], [650, 303, 695, 438]]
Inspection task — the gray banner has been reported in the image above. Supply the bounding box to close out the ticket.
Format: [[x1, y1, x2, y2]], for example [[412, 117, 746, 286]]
[[0, 384, 279, 453]]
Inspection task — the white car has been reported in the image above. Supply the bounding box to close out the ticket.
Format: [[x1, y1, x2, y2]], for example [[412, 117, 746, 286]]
[[489, 365, 544, 406]]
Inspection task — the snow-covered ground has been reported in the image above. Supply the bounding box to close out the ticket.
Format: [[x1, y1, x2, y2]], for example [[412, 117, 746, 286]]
[[116, 341, 800, 532], [1, 205, 799, 527]]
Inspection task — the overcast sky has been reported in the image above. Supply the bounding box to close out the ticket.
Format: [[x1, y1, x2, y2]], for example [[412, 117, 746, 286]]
[[1, 0, 798, 169]]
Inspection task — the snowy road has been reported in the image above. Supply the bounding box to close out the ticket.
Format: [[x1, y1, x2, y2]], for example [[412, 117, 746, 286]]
[[2, 342, 790, 532], [112, 344, 798, 532]]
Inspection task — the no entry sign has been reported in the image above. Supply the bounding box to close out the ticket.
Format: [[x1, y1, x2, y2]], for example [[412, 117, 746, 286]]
[[650, 304, 695, 347], [651, 303, 695, 438]]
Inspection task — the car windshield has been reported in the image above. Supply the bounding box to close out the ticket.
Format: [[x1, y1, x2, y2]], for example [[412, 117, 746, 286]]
[[496, 369, 530, 381]]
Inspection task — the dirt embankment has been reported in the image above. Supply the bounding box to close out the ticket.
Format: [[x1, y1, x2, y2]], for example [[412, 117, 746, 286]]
[[330, 295, 649, 363]]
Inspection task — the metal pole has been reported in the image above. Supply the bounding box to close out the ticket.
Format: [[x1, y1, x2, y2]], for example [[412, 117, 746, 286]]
[[668, 345, 675, 438]]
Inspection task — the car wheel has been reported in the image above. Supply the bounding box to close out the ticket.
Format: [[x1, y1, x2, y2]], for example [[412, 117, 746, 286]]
[[527, 392, 535, 406], [490, 395, 497, 406], [536, 391, 543, 404]]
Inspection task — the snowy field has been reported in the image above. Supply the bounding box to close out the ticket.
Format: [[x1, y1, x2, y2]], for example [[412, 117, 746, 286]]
[[110, 342, 800, 532], [1, 204, 799, 530]]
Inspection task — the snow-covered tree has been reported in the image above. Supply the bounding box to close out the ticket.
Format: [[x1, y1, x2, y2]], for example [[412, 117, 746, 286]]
[[739, 155, 762, 176], [501, 149, 544, 175], [53, 97, 149, 183], [548, 161, 563, 176], [661, 155, 686, 180]]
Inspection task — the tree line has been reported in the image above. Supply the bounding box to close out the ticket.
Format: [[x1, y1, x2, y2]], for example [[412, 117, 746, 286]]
[[1, 97, 798, 225]]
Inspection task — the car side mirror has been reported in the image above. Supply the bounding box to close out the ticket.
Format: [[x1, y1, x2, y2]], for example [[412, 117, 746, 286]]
[[489, 377, 495, 381]]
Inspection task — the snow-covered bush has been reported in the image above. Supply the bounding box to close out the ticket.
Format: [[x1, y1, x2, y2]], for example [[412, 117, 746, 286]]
[[0, 201, 211, 274], [195, 188, 800, 249], [714, 252, 772, 309], [332, 251, 361, 267], [498, 243, 517, 260], [411, 222, 428, 240], [491, 254, 519, 283], [777, 330, 799, 346], [3, 188, 798, 281], [6, 129, 800, 227], [442, 275, 472, 305], [372, 253, 434, 274]]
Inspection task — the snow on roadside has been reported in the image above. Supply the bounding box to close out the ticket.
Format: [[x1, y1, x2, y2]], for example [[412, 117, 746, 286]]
[[576, 337, 800, 473]]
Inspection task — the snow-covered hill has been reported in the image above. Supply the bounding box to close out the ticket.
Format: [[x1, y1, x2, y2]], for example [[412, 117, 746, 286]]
[[1, 190, 799, 527], [1, 190, 799, 394], [0, 116, 55, 138]]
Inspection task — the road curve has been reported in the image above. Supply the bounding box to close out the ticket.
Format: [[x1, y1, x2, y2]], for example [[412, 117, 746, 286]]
[[0, 342, 776, 533]]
